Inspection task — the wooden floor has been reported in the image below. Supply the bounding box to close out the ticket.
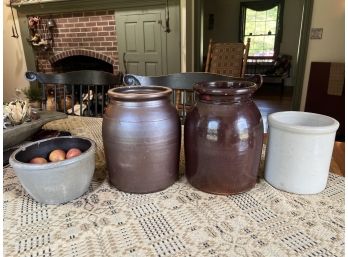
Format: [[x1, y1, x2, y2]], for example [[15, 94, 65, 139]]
[[254, 84, 293, 132], [331, 141, 345, 176]]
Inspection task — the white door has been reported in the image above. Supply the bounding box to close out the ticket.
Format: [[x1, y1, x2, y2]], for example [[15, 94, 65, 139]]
[[116, 9, 167, 76]]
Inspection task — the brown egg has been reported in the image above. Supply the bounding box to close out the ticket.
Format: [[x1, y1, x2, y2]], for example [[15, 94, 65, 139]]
[[66, 148, 82, 159], [30, 157, 48, 164], [49, 149, 66, 162]]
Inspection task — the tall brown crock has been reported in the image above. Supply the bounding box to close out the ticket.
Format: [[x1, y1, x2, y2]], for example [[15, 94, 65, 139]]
[[184, 81, 263, 195], [102, 86, 180, 193]]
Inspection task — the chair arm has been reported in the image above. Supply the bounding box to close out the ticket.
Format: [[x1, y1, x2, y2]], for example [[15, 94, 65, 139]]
[[123, 74, 141, 86], [25, 71, 39, 82]]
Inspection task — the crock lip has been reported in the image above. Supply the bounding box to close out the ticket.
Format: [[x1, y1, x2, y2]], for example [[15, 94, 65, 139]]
[[9, 136, 96, 170], [108, 86, 172, 100], [268, 111, 340, 134], [193, 80, 258, 96]]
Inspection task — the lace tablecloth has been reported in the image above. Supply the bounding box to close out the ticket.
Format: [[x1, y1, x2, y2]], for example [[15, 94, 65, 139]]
[[4, 116, 345, 257]]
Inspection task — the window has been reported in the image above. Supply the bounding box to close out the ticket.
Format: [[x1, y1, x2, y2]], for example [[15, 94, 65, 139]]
[[240, 0, 284, 59]]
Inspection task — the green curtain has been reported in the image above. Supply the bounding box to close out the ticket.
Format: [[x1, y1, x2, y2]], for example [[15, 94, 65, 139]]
[[241, 0, 280, 11]]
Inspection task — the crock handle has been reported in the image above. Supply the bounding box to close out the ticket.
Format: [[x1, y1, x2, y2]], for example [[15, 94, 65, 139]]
[[245, 74, 263, 89]]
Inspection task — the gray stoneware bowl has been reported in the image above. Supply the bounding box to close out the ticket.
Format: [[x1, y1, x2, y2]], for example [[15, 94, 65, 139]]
[[9, 136, 96, 205]]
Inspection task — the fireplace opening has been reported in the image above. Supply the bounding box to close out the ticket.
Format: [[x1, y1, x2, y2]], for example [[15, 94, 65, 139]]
[[52, 55, 114, 73], [48, 55, 117, 116]]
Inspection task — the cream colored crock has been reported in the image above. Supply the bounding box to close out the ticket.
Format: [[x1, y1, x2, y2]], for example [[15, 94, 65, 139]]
[[264, 111, 339, 194]]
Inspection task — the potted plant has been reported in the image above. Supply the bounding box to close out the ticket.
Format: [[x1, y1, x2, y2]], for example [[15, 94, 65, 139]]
[[22, 86, 42, 109]]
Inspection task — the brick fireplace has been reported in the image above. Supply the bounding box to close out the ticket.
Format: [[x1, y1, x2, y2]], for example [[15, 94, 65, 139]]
[[31, 10, 119, 74], [12, 0, 181, 78]]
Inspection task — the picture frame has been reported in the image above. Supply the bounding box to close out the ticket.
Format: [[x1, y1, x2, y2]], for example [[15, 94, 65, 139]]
[[310, 28, 323, 39]]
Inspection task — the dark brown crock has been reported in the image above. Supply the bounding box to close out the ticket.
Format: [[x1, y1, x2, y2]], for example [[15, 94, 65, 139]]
[[102, 86, 180, 193], [184, 81, 263, 195]]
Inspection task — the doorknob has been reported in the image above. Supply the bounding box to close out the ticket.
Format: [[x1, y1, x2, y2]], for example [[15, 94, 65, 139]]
[[122, 52, 128, 74]]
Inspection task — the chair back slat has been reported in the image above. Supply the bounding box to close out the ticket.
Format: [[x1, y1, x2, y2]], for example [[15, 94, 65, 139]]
[[205, 38, 251, 78]]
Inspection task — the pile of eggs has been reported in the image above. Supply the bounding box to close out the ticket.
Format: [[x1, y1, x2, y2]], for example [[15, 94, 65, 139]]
[[30, 148, 82, 164]]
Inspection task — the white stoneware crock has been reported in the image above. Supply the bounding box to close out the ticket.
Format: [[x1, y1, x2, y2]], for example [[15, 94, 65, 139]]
[[264, 111, 339, 194]]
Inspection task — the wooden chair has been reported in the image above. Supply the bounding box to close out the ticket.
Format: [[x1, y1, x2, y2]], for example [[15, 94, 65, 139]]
[[205, 38, 250, 78], [123, 72, 262, 122], [25, 70, 123, 117]]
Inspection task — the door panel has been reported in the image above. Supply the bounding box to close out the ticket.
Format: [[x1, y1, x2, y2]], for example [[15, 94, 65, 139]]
[[145, 62, 158, 76], [116, 9, 166, 76], [127, 62, 140, 74], [144, 21, 157, 52], [125, 23, 138, 51]]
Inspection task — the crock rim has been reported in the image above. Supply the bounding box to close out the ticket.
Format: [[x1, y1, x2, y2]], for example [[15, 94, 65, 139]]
[[193, 80, 258, 96], [108, 86, 172, 100]]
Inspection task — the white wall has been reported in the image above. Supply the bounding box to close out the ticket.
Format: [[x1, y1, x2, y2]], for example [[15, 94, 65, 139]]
[[300, 0, 345, 110], [203, 0, 239, 54], [3, 2, 30, 103]]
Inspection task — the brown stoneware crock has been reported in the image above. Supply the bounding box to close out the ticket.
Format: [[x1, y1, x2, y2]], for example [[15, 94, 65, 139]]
[[184, 80, 263, 195], [102, 86, 180, 193]]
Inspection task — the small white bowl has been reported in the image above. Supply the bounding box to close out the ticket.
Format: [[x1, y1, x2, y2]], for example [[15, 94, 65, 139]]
[[9, 136, 96, 204]]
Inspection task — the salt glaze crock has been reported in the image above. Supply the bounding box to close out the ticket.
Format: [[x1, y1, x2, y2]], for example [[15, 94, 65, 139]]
[[102, 86, 180, 193], [184, 81, 263, 195], [264, 111, 339, 194]]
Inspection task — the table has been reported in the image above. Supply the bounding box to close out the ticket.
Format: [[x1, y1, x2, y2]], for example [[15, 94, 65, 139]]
[[4, 116, 344, 257], [331, 141, 345, 176]]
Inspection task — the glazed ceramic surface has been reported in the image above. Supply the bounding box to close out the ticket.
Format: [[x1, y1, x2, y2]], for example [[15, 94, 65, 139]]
[[102, 86, 180, 193], [264, 111, 339, 194], [9, 136, 95, 204], [184, 81, 264, 194]]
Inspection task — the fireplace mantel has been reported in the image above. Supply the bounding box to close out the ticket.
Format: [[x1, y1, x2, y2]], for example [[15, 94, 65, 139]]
[[11, 0, 168, 14]]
